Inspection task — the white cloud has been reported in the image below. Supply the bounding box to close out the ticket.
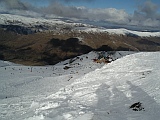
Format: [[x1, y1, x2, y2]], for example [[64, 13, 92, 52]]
[[87, 8, 129, 23], [0, 0, 160, 28]]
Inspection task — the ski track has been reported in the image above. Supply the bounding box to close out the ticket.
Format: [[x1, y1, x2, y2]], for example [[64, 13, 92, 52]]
[[1, 51, 160, 120]]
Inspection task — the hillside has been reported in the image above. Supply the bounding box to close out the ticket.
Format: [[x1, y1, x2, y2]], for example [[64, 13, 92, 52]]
[[0, 52, 160, 120], [0, 14, 160, 65]]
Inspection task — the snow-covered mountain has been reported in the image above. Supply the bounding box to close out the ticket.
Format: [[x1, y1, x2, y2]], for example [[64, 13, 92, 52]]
[[1, 13, 160, 37], [0, 14, 90, 34], [0, 51, 160, 120]]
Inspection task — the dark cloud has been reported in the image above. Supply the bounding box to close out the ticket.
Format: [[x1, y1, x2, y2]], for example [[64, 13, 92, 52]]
[[61, 0, 94, 2], [138, 1, 159, 18], [0, 0, 28, 10], [130, 1, 160, 27]]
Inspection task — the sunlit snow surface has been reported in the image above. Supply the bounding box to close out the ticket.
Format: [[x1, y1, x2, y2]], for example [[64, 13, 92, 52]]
[[0, 51, 160, 120]]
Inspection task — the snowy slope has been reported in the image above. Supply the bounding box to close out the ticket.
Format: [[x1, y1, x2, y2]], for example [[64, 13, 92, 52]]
[[0, 51, 132, 99], [26, 52, 160, 120], [0, 51, 160, 120], [81, 28, 160, 37]]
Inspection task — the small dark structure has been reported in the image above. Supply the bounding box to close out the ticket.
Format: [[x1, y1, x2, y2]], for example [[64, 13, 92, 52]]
[[130, 102, 144, 111], [93, 51, 113, 64]]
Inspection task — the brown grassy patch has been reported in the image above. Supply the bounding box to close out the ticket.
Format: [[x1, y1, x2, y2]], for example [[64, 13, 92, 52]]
[[0, 29, 160, 65]]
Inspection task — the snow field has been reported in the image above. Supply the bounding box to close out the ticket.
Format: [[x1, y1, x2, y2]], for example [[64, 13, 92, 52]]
[[1, 51, 160, 120], [34, 52, 160, 120]]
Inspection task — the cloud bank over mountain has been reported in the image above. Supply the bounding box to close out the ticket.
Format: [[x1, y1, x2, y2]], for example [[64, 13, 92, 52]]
[[0, 0, 160, 28]]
